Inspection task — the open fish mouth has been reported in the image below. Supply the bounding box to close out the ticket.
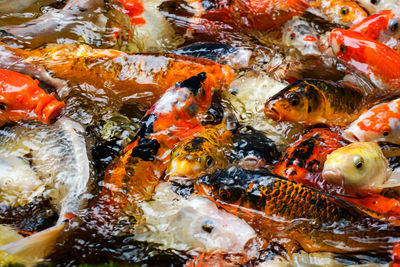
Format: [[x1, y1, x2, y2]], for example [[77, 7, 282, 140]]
[[342, 130, 360, 142], [264, 106, 280, 121]]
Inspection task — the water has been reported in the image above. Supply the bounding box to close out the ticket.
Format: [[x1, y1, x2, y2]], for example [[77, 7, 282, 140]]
[[0, 0, 398, 266]]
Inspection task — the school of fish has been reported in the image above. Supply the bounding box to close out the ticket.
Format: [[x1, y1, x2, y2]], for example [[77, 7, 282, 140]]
[[2, 0, 400, 266]]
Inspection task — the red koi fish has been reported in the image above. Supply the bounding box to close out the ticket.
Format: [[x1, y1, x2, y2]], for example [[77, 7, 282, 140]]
[[330, 28, 400, 94], [350, 9, 400, 50], [0, 69, 64, 126], [91, 73, 223, 222], [189, 0, 310, 32]]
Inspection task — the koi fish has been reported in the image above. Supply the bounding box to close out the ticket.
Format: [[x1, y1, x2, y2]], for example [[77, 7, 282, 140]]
[[5, 43, 234, 101], [274, 128, 346, 188], [91, 73, 220, 223], [350, 9, 400, 51], [264, 79, 365, 126], [0, 69, 64, 126], [188, 0, 310, 32], [167, 124, 279, 181], [307, 0, 367, 26], [282, 17, 321, 56], [343, 98, 400, 144], [196, 167, 400, 255], [322, 142, 398, 195], [330, 28, 400, 94], [134, 182, 256, 255]]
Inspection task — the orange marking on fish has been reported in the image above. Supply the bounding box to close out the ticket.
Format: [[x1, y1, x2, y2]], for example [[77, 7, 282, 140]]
[[303, 35, 316, 42]]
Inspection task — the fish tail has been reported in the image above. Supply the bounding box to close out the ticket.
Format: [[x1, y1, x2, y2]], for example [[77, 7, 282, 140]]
[[0, 222, 66, 262]]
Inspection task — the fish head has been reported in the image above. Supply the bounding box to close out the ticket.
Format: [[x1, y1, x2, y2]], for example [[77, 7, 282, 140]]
[[322, 142, 388, 193], [343, 100, 400, 144], [282, 18, 321, 56], [330, 28, 369, 65], [326, 1, 368, 26], [167, 136, 220, 181], [171, 197, 256, 254], [0, 69, 64, 126], [264, 80, 324, 124]]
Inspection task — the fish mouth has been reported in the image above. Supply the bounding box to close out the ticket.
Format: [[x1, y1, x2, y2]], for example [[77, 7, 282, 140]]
[[342, 130, 360, 142], [237, 156, 266, 170], [329, 29, 342, 55], [34, 95, 65, 123], [264, 106, 280, 121], [322, 169, 344, 185]]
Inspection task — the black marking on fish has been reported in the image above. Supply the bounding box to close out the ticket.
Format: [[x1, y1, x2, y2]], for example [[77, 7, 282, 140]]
[[131, 138, 161, 161], [178, 72, 206, 96], [202, 92, 224, 126], [284, 135, 320, 169], [173, 42, 237, 62], [136, 114, 157, 139]]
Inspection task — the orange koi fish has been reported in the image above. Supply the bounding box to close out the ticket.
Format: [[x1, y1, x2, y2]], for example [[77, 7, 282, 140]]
[[0, 69, 64, 126], [5, 43, 234, 102], [330, 29, 400, 94], [91, 73, 223, 221], [350, 9, 400, 50], [344, 98, 400, 144], [274, 128, 346, 188]]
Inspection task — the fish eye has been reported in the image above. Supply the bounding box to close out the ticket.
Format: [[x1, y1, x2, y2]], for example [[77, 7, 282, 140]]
[[201, 220, 215, 233], [353, 155, 364, 169], [340, 44, 348, 54], [218, 186, 231, 201], [340, 6, 350, 16], [204, 113, 215, 122], [0, 102, 7, 111], [290, 33, 296, 40], [371, 0, 379, 4], [205, 155, 214, 167], [389, 20, 399, 32], [287, 93, 300, 106], [381, 125, 391, 137]]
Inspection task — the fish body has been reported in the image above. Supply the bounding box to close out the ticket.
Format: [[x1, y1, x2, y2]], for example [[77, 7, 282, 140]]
[[344, 98, 400, 144], [0, 156, 44, 207], [0, 69, 64, 126], [282, 17, 321, 56], [322, 142, 392, 195], [7, 43, 234, 101], [307, 0, 367, 26], [330, 28, 400, 93], [92, 73, 220, 221], [264, 79, 364, 126], [189, 0, 310, 32], [350, 9, 400, 51], [274, 128, 346, 187], [196, 167, 400, 255]]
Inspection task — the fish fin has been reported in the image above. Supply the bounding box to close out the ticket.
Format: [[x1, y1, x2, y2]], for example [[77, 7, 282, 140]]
[[380, 168, 400, 188], [0, 222, 66, 262]]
